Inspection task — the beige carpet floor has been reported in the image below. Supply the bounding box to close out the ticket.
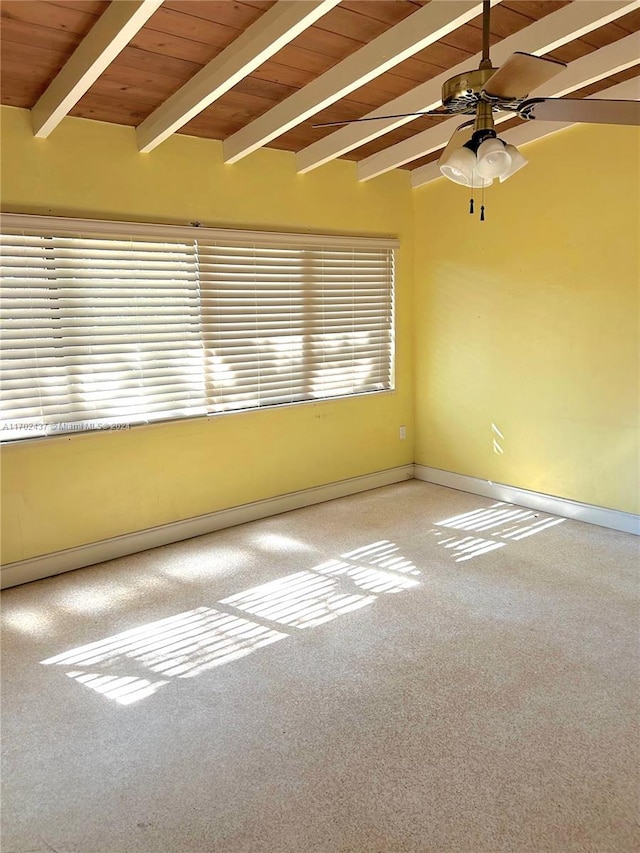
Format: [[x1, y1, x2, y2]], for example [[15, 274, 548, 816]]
[[1, 480, 639, 853]]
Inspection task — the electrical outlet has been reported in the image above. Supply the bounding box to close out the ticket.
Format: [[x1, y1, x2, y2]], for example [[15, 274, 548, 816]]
[[399, 425, 406, 440]]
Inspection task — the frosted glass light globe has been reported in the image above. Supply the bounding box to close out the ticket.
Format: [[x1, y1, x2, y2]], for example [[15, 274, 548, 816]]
[[476, 138, 512, 179], [471, 168, 493, 188], [499, 143, 528, 182], [439, 145, 476, 186]]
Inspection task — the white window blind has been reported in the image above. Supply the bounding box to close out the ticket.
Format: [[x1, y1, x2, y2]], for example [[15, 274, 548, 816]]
[[0, 215, 396, 441], [199, 240, 394, 411]]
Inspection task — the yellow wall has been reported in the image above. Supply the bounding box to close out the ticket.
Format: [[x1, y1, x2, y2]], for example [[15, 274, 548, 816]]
[[2, 109, 638, 565], [0, 107, 415, 563], [413, 123, 639, 514]]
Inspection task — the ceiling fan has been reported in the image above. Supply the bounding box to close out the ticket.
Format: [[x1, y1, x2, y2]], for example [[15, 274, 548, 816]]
[[314, 0, 640, 213]]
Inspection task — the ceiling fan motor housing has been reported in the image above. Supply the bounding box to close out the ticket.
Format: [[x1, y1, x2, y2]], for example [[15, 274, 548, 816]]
[[441, 68, 497, 113]]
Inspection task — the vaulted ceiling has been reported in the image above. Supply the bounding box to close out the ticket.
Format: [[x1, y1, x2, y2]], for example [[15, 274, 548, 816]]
[[1, 0, 638, 187]]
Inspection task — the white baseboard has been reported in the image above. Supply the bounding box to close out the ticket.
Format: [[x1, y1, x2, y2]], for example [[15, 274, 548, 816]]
[[413, 465, 640, 536], [1, 465, 413, 589], [4, 463, 635, 589]]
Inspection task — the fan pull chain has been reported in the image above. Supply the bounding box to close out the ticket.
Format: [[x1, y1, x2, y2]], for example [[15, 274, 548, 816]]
[[469, 172, 475, 214], [480, 181, 486, 221]]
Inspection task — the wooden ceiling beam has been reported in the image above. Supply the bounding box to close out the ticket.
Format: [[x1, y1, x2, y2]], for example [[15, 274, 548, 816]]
[[222, 0, 494, 165], [357, 30, 640, 181], [410, 76, 640, 189], [31, 0, 163, 138], [297, 0, 640, 174], [136, 0, 341, 154]]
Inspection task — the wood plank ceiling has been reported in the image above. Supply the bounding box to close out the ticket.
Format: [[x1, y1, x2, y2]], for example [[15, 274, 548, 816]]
[[1, 0, 638, 185]]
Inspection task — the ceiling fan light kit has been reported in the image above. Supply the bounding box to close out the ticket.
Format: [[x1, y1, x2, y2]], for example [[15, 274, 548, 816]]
[[438, 133, 519, 186]]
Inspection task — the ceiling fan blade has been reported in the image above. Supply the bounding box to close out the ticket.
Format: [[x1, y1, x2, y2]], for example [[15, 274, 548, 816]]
[[519, 97, 640, 126], [484, 52, 567, 100], [312, 105, 453, 129]]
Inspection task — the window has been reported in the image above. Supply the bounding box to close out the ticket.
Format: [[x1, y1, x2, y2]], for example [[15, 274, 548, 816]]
[[0, 215, 396, 441]]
